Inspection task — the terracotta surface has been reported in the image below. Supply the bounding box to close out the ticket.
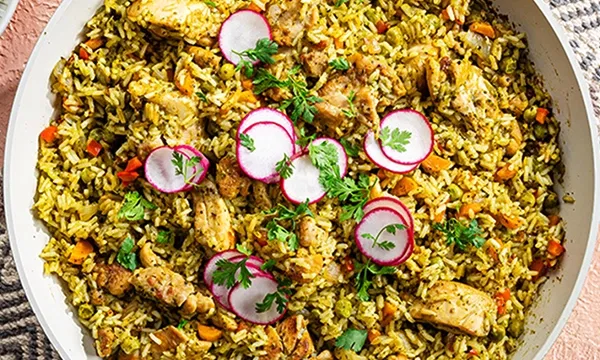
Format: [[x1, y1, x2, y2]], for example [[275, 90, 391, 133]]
[[0, 0, 599, 358]]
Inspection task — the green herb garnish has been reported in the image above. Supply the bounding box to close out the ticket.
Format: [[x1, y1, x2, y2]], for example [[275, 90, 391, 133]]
[[329, 58, 350, 71], [260, 259, 277, 271], [296, 127, 317, 148], [256, 278, 292, 314], [234, 38, 279, 78], [172, 152, 204, 187], [117, 237, 138, 271], [118, 191, 157, 221], [380, 127, 411, 153], [335, 0, 349, 7], [195, 91, 208, 102], [212, 257, 255, 289], [157, 230, 173, 244], [240, 133, 256, 152], [433, 218, 485, 251], [265, 201, 313, 251], [204, 0, 216, 7], [355, 260, 396, 301], [275, 154, 294, 179], [341, 90, 357, 118], [335, 328, 368, 352], [340, 138, 359, 157], [236, 244, 253, 256], [362, 223, 405, 250], [177, 319, 189, 329]]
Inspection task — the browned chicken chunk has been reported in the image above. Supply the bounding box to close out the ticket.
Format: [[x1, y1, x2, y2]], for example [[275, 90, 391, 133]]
[[298, 216, 326, 248], [96, 328, 116, 357], [128, 73, 198, 120], [118, 350, 140, 360], [266, 0, 318, 46], [131, 266, 198, 309], [94, 263, 133, 297], [259, 326, 284, 360], [301, 50, 329, 78], [409, 281, 496, 337], [149, 325, 189, 352], [187, 45, 220, 68], [216, 155, 252, 200], [192, 180, 236, 252], [312, 350, 334, 360], [278, 315, 316, 359]]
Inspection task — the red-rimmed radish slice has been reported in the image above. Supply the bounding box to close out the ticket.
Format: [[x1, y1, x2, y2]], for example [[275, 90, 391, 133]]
[[237, 108, 296, 143], [391, 236, 414, 266], [237, 122, 295, 184], [219, 10, 272, 65], [363, 196, 414, 231], [210, 262, 271, 311], [145, 146, 191, 193], [379, 109, 434, 165], [228, 275, 286, 325], [173, 145, 210, 190], [355, 207, 413, 266], [229, 254, 265, 269], [312, 137, 348, 176], [280, 154, 326, 204], [203, 250, 243, 288], [364, 131, 419, 174]]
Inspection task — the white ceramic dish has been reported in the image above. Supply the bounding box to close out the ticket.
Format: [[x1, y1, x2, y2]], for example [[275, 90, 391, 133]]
[[3, 0, 599, 359], [0, 0, 19, 36]]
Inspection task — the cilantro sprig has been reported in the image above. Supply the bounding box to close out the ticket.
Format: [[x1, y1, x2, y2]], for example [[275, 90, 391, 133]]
[[329, 58, 350, 71], [362, 223, 405, 250], [355, 260, 396, 301], [118, 191, 157, 221], [275, 154, 294, 179], [256, 278, 292, 314], [335, 328, 368, 352], [240, 133, 256, 152], [296, 127, 317, 148], [234, 38, 279, 77], [212, 257, 255, 289], [433, 219, 485, 251], [341, 90, 357, 118], [265, 201, 313, 250], [340, 138, 359, 157], [177, 319, 189, 329], [380, 127, 411, 153], [157, 229, 173, 244], [172, 152, 204, 188], [117, 237, 138, 271]]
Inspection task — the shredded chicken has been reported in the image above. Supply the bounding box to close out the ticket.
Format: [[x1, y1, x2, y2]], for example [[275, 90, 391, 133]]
[[409, 281, 496, 337], [266, 0, 318, 46], [94, 263, 133, 297], [260, 315, 316, 360], [192, 180, 236, 251], [216, 155, 252, 200], [128, 73, 198, 120]]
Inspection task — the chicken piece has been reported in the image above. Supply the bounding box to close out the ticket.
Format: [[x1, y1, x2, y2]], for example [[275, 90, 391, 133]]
[[350, 53, 406, 97], [192, 180, 236, 252], [94, 263, 133, 297], [118, 351, 140, 360], [508, 94, 529, 117], [139, 243, 163, 268], [216, 155, 252, 200], [259, 326, 284, 360], [252, 181, 273, 211], [186, 45, 220, 69], [210, 309, 238, 331], [277, 315, 315, 358], [131, 266, 197, 308], [150, 325, 189, 352], [96, 328, 115, 358], [301, 50, 329, 78], [409, 281, 496, 337], [128, 73, 198, 120], [298, 217, 326, 248], [311, 350, 334, 360], [266, 0, 318, 46], [127, 0, 223, 45], [285, 249, 324, 283]]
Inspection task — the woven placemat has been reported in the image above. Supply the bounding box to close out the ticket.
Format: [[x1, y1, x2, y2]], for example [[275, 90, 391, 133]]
[[1, 1, 599, 358]]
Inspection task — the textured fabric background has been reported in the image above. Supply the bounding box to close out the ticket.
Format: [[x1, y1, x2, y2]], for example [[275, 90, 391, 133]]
[[0, 0, 600, 359]]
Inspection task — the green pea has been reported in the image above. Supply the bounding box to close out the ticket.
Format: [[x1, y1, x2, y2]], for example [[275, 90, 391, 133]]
[[533, 123, 548, 140], [447, 184, 464, 201], [508, 318, 525, 338], [523, 106, 538, 123], [543, 191, 559, 210], [386, 26, 405, 48], [81, 168, 96, 184], [520, 192, 536, 208], [490, 325, 506, 341], [335, 298, 353, 318], [218, 63, 236, 81], [500, 58, 517, 74], [78, 304, 95, 320]]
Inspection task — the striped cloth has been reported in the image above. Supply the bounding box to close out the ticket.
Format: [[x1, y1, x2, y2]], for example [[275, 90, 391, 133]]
[[0, 0, 599, 358]]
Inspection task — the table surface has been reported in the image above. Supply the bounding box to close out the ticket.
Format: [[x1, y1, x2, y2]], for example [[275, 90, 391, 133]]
[[1, 0, 600, 358]]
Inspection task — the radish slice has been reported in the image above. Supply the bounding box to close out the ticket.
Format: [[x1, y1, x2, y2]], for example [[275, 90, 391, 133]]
[[237, 108, 296, 143], [210, 262, 269, 311], [312, 137, 348, 176], [219, 10, 272, 65], [145, 146, 191, 193], [364, 132, 419, 174], [355, 207, 413, 266], [229, 254, 265, 269], [280, 154, 326, 204], [237, 122, 295, 184], [203, 250, 244, 288], [173, 145, 210, 190], [228, 275, 286, 325], [379, 109, 434, 165], [363, 196, 414, 231]]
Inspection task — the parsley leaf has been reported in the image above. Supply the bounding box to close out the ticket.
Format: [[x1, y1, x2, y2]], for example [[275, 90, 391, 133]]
[[234, 38, 279, 77], [329, 58, 350, 71], [275, 154, 294, 179], [195, 91, 208, 102], [433, 219, 485, 251], [341, 90, 357, 118], [335, 0, 349, 7], [236, 244, 252, 256], [256, 278, 292, 314], [261, 259, 277, 271], [117, 237, 137, 271], [296, 127, 317, 148], [172, 152, 204, 188], [265, 201, 313, 251], [118, 191, 157, 221], [157, 230, 173, 244], [212, 258, 255, 289], [380, 127, 411, 153], [240, 133, 256, 152], [336, 328, 368, 352], [340, 138, 359, 157], [355, 260, 396, 301], [177, 319, 189, 329]]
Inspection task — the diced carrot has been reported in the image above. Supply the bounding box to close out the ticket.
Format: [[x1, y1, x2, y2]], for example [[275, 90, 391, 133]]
[[392, 177, 418, 197], [496, 288, 511, 302], [117, 171, 139, 183], [421, 154, 452, 173], [236, 322, 249, 332], [68, 240, 94, 265], [376, 168, 387, 181], [547, 240, 565, 257], [314, 40, 328, 50], [334, 37, 344, 49], [530, 259, 547, 281], [367, 329, 381, 343], [79, 47, 90, 60], [548, 215, 561, 227], [85, 38, 104, 50], [239, 91, 258, 103], [255, 230, 268, 247], [40, 125, 59, 143], [498, 214, 521, 230], [381, 301, 397, 326], [494, 165, 517, 182], [124, 157, 143, 172], [241, 79, 254, 90], [343, 255, 354, 272], [247, 3, 262, 12], [441, 9, 450, 21], [197, 324, 223, 342], [487, 246, 498, 262], [376, 20, 389, 34], [433, 209, 446, 223], [458, 203, 482, 219], [467, 349, 479, 357], [86, 139, 103, 157], [469, 21, 496, 38], [536, 108, 549, 124]]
